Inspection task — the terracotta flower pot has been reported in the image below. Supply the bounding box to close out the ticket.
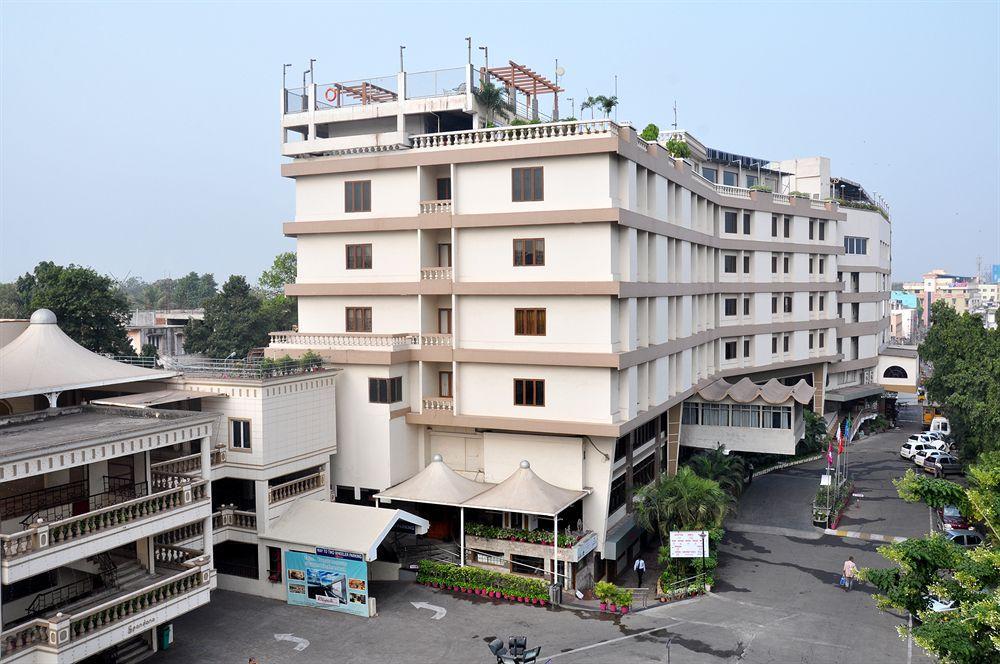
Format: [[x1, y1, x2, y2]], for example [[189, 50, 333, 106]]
[[609, 603, 617, 612], [621, 606, 629, 614], [599, 602, 607, 611]]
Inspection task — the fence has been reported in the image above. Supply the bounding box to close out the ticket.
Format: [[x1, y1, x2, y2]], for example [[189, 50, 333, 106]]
[[406, 67, 467, 99]]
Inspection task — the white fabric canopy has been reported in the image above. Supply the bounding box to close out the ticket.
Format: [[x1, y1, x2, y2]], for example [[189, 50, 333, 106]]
[[263, 500, 429, 562], [91, 389, 223, 409], [374, 454, 492, 507], [697, 377, 816, 405], [0, 309, 176, 399], [461, 460, 588, 516]]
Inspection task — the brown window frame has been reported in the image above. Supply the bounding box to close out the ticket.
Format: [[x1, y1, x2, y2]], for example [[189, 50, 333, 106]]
[[345, 243, 372, 270], [436, 177, 452, 201], [514, 308, 547, 336], [724, 340, 738, 360], [513, 238, 545, 266], [345, 180, 372, 213], [345, 307, 372, 332], [513, 378, 545, 407], [368, 377, 403, 404], [512, 167, 544, 202]]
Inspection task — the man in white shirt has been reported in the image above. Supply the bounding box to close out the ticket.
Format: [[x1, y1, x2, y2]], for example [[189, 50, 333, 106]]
[[634, 557, 646, 587]]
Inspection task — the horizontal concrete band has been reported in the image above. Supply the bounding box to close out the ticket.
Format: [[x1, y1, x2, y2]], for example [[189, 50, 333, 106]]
[[838, 290, 890, 303], [285, 280, 845, 297], [284, 207, 844, 256], [827, 356, 879, 373], [836, 317, 891, 335], [838, 263, 892, 274]]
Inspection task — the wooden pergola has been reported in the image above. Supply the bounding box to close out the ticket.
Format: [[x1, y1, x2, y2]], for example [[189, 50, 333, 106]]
[[487, 61, 563, 120], [327, 81, 398, 106]]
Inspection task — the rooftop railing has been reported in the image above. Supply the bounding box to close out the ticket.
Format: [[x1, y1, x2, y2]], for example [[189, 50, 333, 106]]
[[159, 356, 327, 380], [406, 67, 468, 99], [410, 119, 617, 149]]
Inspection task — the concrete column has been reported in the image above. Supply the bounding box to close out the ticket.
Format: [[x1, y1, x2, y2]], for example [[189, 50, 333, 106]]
[[397, 72, 406, 133], [254, 480, 269, 535]]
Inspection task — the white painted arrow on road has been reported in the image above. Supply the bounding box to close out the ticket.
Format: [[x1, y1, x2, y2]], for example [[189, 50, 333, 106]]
[[274, 633, 310, 651], [411, 601, 447, 620]]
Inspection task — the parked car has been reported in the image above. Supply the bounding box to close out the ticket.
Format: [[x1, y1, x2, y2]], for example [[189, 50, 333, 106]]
[[901, 441, 942, 460], [944, 529, 984, 548], [914, 449, 953, 467], [907, 433, 946, 447], [924, 454, 962, 477], [937, 505, 969, 530], [926, 594, 958, 612]]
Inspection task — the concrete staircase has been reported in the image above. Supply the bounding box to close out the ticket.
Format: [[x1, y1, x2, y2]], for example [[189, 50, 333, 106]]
[[112, 636, 153, 664]]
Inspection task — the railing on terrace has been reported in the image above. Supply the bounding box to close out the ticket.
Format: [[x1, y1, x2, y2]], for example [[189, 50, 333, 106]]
[[422, 397, 454, 412], [268, 472, 325, 504], [18, 482, 149, 529], [100, 355, 159, 368], [1, 557, 211, 659], [26, 577, 98, 617], [284, 87, 308, 114], [410, 119, 618, 149], [160, 356, 326, 379], [717, 184, 752, 200], [1, 481, 208, 560], [150, 453, 202, 490], [214, 561, 259, 579], [269, 331, 420, 350], [772, 193, 791, 204], [315, 75, 399, 110], [211, 445, 226, 467], [420, 267, 453, 280], [155, 522, 203, 546], [406, 67, 467, 99], [212, 506, 257, 531], [419, 200, 452, 214], [1, 481, 88, 521], [420, 333, 453, 347], [154, 543, 203, 567]]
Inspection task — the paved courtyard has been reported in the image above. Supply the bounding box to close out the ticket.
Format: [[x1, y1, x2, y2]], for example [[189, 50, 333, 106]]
[[156, 419, 932, 663]]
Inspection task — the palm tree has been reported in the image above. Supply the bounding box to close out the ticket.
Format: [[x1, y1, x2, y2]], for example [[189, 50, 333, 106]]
[[596, 95, 618, 118], [633, 467, 733, 547], [473, 82, 506, 127], [580, 96, 598, 119], [686, 445, 748, 498]]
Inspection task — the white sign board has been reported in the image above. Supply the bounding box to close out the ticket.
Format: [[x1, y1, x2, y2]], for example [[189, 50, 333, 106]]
[[820, 474, 832, 486], [669, 530, 709, 559]]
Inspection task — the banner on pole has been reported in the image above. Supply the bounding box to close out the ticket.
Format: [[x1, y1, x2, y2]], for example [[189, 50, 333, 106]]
[[669, 530, 709, 558]]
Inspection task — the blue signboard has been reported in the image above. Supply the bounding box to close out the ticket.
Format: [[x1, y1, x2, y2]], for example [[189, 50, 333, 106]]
[[285, 550, 369, 617]]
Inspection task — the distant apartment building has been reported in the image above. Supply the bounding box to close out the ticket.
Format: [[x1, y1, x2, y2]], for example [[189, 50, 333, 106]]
[[902, 269, 979, 326], [126, 309, 204, 357], [268, 58, 895, 581]]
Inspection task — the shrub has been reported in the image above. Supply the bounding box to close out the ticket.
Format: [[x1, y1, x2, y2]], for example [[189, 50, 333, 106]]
[[749, 184, 773, 192], [298, 350, 322, 371], [464, 522, 579, 548], [415, 560, 549, 602], [664, 138, 691, 158], [789, 190, 810, 199], [640, 123, 660, 141]]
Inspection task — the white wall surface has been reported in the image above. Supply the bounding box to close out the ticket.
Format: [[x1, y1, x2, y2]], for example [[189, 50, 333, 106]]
[[298, 295, 419, 333], [297, 231, 420, 283], [457, 295, 614, 353], [295, 167, 418, 221]]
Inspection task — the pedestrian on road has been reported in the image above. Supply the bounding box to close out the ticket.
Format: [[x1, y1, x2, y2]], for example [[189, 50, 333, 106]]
[[634, 557, 646, 587], [842, 556, 857, 591]]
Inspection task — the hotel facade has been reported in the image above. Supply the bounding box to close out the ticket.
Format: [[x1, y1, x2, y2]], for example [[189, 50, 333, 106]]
[[268, 60, 896, 579]]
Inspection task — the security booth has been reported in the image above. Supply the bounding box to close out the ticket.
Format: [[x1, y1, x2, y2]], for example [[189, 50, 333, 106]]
[[261, 500, 428, 617]]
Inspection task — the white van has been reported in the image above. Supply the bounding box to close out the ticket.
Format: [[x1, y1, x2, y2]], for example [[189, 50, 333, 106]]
[[930, 416, 951, 436]]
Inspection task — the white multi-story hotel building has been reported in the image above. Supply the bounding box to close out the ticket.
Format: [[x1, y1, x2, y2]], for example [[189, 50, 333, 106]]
[[269, 60, 893, 581]]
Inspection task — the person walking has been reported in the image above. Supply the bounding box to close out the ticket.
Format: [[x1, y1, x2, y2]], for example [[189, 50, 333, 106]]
[[634, 557, 646, 587], [842, 556, 857, 591]]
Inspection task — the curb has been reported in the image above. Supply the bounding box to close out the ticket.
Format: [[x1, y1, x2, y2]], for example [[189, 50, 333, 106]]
[[824, 528, 907, 544], [752, 453, 824, 479]]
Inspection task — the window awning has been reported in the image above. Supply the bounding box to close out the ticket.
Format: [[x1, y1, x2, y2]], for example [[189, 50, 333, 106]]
[[91, 389, 223, 409], [825, 384, 884, 403], [262, 500, 429, 562]]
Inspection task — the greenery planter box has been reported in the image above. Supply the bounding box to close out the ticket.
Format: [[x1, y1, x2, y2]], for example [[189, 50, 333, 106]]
[[415, 560, 550, 607]]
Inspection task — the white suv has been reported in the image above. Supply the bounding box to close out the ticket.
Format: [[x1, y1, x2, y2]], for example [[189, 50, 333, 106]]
[[901, 441, 940, 460]]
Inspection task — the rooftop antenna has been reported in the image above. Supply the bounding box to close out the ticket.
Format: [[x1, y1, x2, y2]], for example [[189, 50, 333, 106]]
[[672, 100, 678, 130]]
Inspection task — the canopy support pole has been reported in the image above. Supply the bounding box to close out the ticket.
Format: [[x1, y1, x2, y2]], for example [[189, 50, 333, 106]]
[[553, 512, 559, 585], [460, 506, 465, 567]]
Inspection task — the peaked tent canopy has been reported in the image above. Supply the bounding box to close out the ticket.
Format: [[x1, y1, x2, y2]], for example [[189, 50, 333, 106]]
[[374, 454, 492, 507], [0, 309, 177, 400], [462, 460, 588, 516]]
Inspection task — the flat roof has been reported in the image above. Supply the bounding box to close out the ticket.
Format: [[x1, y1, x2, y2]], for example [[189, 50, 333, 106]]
[[825, 384, 885, 402], [0, 405, 217, 460]]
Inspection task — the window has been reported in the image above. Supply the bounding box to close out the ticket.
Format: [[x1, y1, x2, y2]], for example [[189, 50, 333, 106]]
[[883, 365, 908, 379], [771, 296, 778, 314], [512, 167, 543, 202], [746, 174, 758, 188], [682, 402, 700, 424], [702, 403, 730, 426], [809, 332, 814, 349], [809, 295, 814, 311], [514, 308, 546, 335], [743, 339, 751, 357], [818, 258, 825, 274], [771, 255, 778, 274], [513, 238, 545, 266], [783, 296, 793, 313], [345, 180, 371, 212], [743, 255, 751, 273], [819, 295, 825, 310], [723, 171, 738, 186], [743, 297, 750, 316], [724, 211, 738, 233], [514, 378, 545, 406], [771, 335, 778, 354], [771, 215, 778, 237], [608, 475, 627, 514], [724, 255, 737, 273], [809, 219, 815, 240], [345, 307, 372, 332], [742, 212, 751, 234], [809, 257, 814, 273], [436, 177, 452, 200], [732, 404, 758, 427], [844, 236, 869, 254], [702, 167, 718, 183], [614, 435, 629, 462], [818, 221, 826, 240], [345, 243, 372, 270], [819, 332, 825, 347], [230, 419, 251, 449], [633, 455, 655, 487], [783, 216, 791, 238], [724, 298, 737, 316], [783, 334, 790, 352], [783, 256, 790, 274], [724, 340, 738, 360], [368, 377, 403, 404]]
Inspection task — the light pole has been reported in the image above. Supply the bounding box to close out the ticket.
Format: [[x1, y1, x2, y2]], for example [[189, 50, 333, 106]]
[[399, 45, 406, 72], [478, 45, 489, 74], [282, 63, 292, 90], [465, 37, 471, 65]]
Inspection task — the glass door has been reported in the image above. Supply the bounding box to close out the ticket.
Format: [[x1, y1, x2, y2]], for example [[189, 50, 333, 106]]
[[439, 371, 453, 398]]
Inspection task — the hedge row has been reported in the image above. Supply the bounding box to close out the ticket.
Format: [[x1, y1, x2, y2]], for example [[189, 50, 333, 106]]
[[415, 560, 550, 603], [464, 522, 579, 548]]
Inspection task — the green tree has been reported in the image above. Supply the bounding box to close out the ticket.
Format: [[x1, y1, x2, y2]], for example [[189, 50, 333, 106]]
[[473, 82, 507, 126], [664, 137, 692, 158], [686, 446, 747, 498], [640, 123, 660, 141], [919, 301, 1000, 458], [258, 252, 296, 297], [633, 467, 732, 548], [184, 276, 268, 358], [800, 408, 830, 454], [0, 282, 19, 318], [173, 272, 217, 308], [15, 262, 133, 354], [580, 96, 597, 119]]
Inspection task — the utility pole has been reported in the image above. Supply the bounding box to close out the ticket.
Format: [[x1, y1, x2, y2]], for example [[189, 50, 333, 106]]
[[672, 100, 678, 129], [399, 45, 405, 72]]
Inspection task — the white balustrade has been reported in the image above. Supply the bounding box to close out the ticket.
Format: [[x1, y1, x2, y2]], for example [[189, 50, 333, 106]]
[[269, 331, 420, 350], [771, 193, 790, 204], [212, 507, 258, 530], [420, 267, 453, 280], [716, 184, 752, 200], [420, 333, 453, 347], [419, 200, 452, 214], [422, 397, 454, 412], [268, 472, 325, 504], [810, 200, 828, 210], [410, 119, 618, 149]]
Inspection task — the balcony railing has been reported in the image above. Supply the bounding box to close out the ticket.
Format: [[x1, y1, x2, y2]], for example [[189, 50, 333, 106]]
[[212, 506, 257, 531], [419, 200, 452, 214], [410, 119, 618, 149], [268, 472, 325, 504], [422, 397, 454, 412], [420, 267, 453, 280], [154, 543, 203, 567], [211, 445, 226, 466], [1, 557, 212, 659], [270, 331, 420, 350], [155, 522, 203, 546], [1, 481, 208, 560], [420, 333, 453, 347], [150, 453, 201, 476]]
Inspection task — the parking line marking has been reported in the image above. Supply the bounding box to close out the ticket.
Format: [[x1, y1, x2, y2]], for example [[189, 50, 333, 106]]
[[825, 528, 907, 543], [543, 622, 683, 659]]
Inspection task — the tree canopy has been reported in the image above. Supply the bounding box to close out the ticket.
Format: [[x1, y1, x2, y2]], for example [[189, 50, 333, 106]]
[[14, 262, 133, 354], [258, 252, 296, 296], [633, 466, 732, 548], [640, 123, 660, 141], [184, 275, 268, 358]]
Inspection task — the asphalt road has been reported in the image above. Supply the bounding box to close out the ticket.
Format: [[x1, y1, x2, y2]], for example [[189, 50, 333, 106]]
[[155, 421, 932, 663]]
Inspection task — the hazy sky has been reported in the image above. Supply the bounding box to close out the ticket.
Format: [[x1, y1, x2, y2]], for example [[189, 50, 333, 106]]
[[2, 1, 998, 284]]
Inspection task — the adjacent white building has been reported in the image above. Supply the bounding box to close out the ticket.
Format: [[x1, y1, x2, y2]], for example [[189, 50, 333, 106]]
[[268, 59, 894, 583]]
